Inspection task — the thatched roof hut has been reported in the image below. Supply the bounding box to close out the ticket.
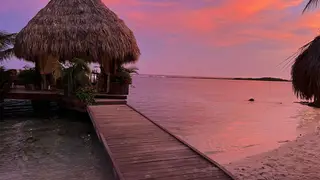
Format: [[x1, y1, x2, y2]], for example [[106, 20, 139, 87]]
[[14, 0, 140, 74], [291, 36, 320, 103]]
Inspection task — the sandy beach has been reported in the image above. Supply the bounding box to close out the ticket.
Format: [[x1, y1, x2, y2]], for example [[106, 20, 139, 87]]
[[226, 130, 320, 180]]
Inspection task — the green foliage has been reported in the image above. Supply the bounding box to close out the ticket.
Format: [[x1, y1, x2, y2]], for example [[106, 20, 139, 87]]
[[111, 65, 138, 84], [0, 66, 9, 88], [0, 67, 15, 93], [111, 71, 132, 84], [17, 66, 36, 85], [61, 58, 96, 104], [62, 58, 91, 94], [75, 86, 96, 105], [303, 0, 319, 12]]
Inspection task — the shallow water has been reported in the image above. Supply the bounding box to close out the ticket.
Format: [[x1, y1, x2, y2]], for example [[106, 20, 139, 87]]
[[0, 111, 114, 180], [128, 76, 320, 164]]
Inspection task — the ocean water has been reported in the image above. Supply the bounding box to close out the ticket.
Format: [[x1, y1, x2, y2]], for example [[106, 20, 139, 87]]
[[0, 111, 115, 180], [128, 75, 320, 164]]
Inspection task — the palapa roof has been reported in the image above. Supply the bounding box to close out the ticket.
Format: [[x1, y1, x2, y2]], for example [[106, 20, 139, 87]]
[[14, 0, 140, 65], [291, 36, 320, 101]]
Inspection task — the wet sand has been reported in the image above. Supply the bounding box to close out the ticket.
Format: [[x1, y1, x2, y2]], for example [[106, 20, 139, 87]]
[[226, 130, 320, 180], [0, 100, 115, 180]]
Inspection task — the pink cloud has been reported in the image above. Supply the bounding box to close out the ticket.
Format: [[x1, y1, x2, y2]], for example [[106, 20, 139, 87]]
[[2, 0, 320, 78], [110, 0, 319, 48]]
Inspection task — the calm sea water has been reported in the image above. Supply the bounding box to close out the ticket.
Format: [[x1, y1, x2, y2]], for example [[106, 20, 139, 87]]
[[128, 75, 320, 164]]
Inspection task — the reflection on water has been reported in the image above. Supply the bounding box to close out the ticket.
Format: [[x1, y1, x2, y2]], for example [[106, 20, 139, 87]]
[[128, 76, 320, 164]]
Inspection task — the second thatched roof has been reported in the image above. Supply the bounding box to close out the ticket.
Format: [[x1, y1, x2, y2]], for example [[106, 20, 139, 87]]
[[291, 36, 320, 101], [14, 0, 140, 65]]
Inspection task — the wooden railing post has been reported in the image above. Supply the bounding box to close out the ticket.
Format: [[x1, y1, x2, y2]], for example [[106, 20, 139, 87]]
[[106, 73, 110, 93], [0, 94, 4, 121]]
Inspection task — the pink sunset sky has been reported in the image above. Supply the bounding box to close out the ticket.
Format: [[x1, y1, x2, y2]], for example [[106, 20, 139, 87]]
[[1, 0, 320, 79]]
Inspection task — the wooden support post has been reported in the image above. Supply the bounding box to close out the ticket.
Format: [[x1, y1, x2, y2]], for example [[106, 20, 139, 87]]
[[106, 60, 117, 94], [0, 98, 4, 121], [106, 73, 110, 93], [41, 74, 46, 90], [35, 59, 42, 90], [0, 82, 11, 121]]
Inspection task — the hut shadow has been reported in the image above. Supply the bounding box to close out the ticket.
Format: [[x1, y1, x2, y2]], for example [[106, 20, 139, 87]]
[[294, 101, 320, 108]]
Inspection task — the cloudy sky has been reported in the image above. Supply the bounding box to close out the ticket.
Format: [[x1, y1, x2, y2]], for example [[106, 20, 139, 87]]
[[1, 0, 319, 78]]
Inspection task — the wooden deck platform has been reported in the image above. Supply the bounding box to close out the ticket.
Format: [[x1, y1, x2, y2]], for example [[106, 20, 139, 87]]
[[5, 88, 62, 100], [95, 98, 127, 105], [4, 87, 127, 101], [87, 104, 236, 180], [95, 93, 127, 99]]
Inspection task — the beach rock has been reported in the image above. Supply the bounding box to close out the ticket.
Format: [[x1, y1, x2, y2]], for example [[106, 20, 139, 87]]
[[248, 98, 255, 102], [26, 137, 38, 143], [58, 129, 67, 136]]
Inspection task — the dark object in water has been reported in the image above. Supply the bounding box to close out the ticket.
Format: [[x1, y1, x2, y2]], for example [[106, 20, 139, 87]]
[[26, 136, 39, 143], [248, 98, 255, 102]]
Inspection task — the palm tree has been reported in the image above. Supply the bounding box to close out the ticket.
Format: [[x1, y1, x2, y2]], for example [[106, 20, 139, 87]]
[[303, 0, 319, 12], [0, 31, 16, 61], [290, 0, 320, 106]]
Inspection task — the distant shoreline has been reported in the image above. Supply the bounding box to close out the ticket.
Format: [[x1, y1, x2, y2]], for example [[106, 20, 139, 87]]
[[137, 74, 291, 82]]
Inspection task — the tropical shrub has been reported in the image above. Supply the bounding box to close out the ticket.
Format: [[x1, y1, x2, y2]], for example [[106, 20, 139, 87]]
[[62, 58, 91, 95], [17, 66, 37, 85], [75, 86, 96, 105], [111, 65, 138, 85]]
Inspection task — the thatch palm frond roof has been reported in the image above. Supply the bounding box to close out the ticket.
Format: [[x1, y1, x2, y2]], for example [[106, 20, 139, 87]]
[[291, 36, 320, 101], [14, 0, 140, 65]]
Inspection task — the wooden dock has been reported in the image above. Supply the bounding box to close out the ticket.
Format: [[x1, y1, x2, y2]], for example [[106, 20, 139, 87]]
[[87, 104, 236, 180]]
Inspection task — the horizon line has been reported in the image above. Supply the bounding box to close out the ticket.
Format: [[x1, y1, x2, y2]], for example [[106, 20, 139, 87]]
[[135, 74, 291, 81]]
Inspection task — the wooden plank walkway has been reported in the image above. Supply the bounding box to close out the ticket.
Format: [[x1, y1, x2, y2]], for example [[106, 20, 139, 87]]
[[87, 104, 236, 180]]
